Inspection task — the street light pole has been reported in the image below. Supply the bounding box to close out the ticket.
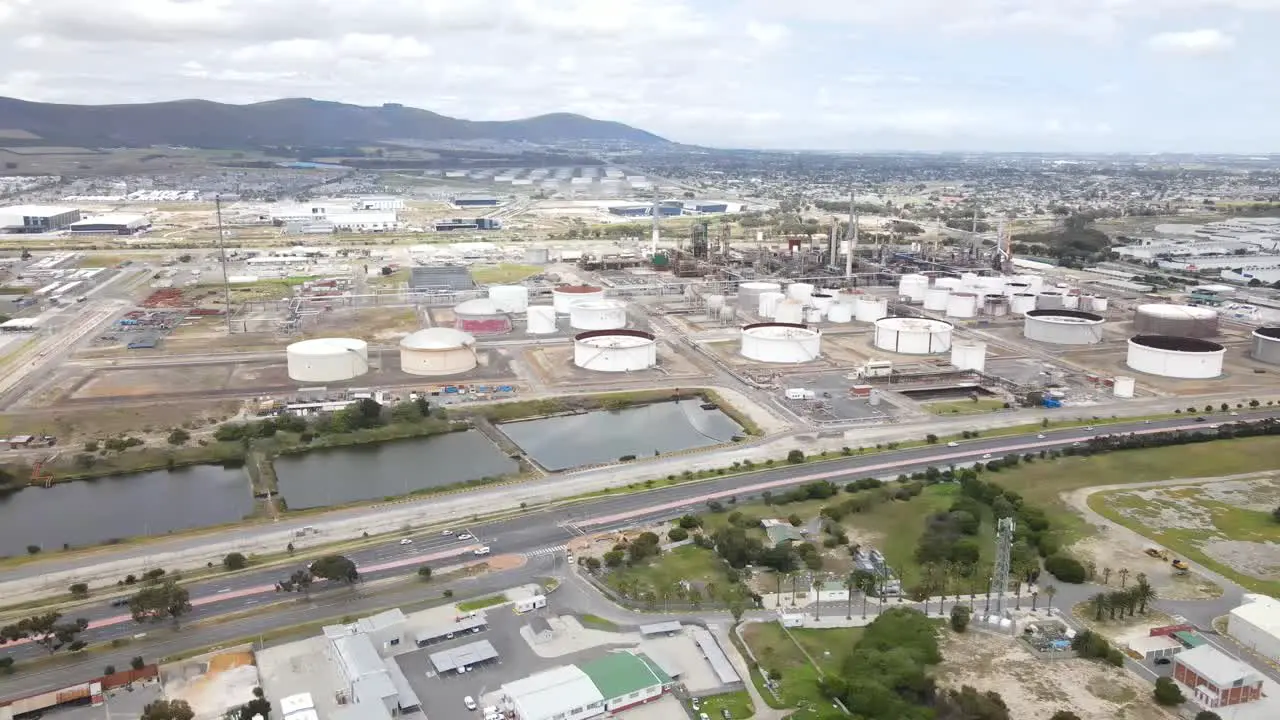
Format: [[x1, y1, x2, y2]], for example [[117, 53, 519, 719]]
[[215, 195, 232, 334]]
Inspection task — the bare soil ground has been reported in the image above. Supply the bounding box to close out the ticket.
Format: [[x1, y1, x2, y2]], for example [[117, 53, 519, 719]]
[[1070, 535, 1224, 600], [0, 399, 242, 441], [937, 630, 1175, 720]]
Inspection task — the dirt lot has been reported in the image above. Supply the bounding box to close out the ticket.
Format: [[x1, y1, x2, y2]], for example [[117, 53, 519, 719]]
[[937, 630, 1175, 720], [0, 399, 242, 440]]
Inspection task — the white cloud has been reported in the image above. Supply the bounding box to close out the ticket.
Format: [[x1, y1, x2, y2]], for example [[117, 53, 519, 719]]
[[746, 21, 790, 48], [1146, 28, 1236, 54]]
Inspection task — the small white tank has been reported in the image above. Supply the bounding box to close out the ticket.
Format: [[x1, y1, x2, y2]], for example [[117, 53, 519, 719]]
[[826, 304, 853, 323], [759, 291, 786, 319], [923, 288, 950, 311], [804, 307, 824, 323], [775, 299, 805, 324], [787, 283, 815, 302], [526, 305, 557, 334]]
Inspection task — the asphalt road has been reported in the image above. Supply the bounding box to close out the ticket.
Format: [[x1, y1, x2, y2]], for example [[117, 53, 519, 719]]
[[5, 410, 1275, 665]]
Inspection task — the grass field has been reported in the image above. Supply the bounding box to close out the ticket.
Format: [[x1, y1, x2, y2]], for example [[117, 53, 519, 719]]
[[695, 690, 755, 719], [470, 263, 541, 284], [456, 594, 507, 612], [605, 545, 730, 600], [741, 622, 861, 712], [927, 399, 1009, 415]]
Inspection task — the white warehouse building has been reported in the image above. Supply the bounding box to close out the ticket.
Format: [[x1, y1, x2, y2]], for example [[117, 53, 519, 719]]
[[1228, 595, 1280, 663]]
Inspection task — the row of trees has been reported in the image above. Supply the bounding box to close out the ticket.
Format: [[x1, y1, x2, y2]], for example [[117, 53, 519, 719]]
[[214, 396, 450, 444], [276, 555, 360, 594], [1088, 575, 1158, 620]]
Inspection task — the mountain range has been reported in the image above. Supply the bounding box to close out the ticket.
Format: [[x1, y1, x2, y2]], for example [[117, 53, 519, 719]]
[[0, 97, 668, 149]]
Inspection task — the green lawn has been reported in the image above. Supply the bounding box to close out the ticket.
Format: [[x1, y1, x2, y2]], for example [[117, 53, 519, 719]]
[[741, 622, 862, 712], [470, 263, 541, 284], [606, 545, 732, 601], [456, 594, 506, 612], [927, 399, 1008, 415], [696, 690, 755, 719], [577, 613, 619, 631]]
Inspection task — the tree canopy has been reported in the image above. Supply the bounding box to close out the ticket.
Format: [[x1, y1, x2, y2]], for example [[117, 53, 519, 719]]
[[0, 611, 89, 654], [141, 699, 195, 720], [310, 555, 359, 584], [129, 582, 192, 627]]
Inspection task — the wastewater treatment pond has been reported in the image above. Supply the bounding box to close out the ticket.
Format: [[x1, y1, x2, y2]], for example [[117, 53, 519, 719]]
[[497, 399, 744, 471], [273, 430, 518, 509]]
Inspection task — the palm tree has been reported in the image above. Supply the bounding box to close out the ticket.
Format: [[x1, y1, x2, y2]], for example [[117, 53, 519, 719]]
[[844, 573, 857, 620], [1102, 567, 1112, 585], [790, 573, 798, 606], [776, 572, 784, 608], [1084, 560, 1097, 581], [1044, 585, 1057, 614], [812, 577, 823, 620], [1118, 568, 1130, 588], [1090, 592, 1108, 621], [1030, 590, 1039, 612], [1134, 577, 1157, 614]]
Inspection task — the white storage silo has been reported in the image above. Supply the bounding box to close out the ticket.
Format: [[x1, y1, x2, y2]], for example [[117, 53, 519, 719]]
[[810, 293, 835, 312], [738, 281, 783, 313], [286, 338, 369, 383], [855, 297, 889, 322], [574, 330, 657, 372], [526, 305, 557, 334], [1062, 294, 1080, 310], [740, 323, 822, 363], [950, 342, 987, 372], [552, 284, 605, 314], [983, 295, 1009, 317], [1010, 294, 1037, 315], [787, 282, 815, 302], [960, 272, 980, 286], [759, 291, 785, 319], [804, 307, 824, 324], [1133, 304, 1219, 338], [897, 274, 929, 302], [873, 317, 953, 354], [934, 277, 961, 291], [705, 294, 725, 311], [923, 288, 950, 311], [1004, 282, 1031, 297], [488, 285, 530, 313], [1024, 310, 1106, 345], [1113, 376, 1136, 398], [826, 304, 853, 323], [977, 276, 1006, 294], [1126, 335, 1225, 379], [946, 292, 979, 319], [1253, 327, 1280, 365], [1036, 292, 1066, 310], [775, 299, 805, 324], [569, 299, 627, 330], [454, 298, 512, 335], [1091, 296, 1109, 313], [399, 328, 477, 376]]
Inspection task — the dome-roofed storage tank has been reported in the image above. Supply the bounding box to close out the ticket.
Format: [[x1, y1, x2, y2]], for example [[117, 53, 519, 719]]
[[1010, 293, 1037, 315], [552, 284, 604, 314], [950, 342, 987, 372], [1133, 304, 1219, 338], [1252, 327, 1280, 365], [873, 317, 953, 354], [787, 282, 815, 302], [488, 285, 530, 313], [569, 299, 627, 330], [826, 304, 853, 323], [923, 288, 950, 311], [854, 296, 889, 322], [758, 291, 785, 319], [1004, 282, 1031, 297], [775, 299, 805, 324], [946, 292, 979, 319], [400, 328, 477, 376], [1126, 335, 1225, 379], [574, 329, 657, 372], [453, 297, 512, 335], [740, 322, 822, 363], [1036, 292, 1066, 310], [810, 292, 835, 312], [286, 338, 369, 383], [526, 305, 557, 334], [897, 274, 929, 302], [738, 281, 783, 314], [1024, 309, 1106, 345], [1113, 376, 1136, 398]]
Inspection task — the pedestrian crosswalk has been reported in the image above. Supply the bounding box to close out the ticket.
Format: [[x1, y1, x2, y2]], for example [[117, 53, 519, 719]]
[[524, 545, 568, 558]]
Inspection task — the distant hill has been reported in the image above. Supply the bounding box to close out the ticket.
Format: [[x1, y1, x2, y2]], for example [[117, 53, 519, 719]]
[[0, 97, 669, 149]]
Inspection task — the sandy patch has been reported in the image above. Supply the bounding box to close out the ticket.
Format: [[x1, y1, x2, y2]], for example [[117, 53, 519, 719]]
[[937, 631, 1175, 720], [1200, 540, 1280, 580], [1070, 535, 1222, 600]]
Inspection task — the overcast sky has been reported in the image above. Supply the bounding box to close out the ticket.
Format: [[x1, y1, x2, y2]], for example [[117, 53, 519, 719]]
[[2, 0, 1278, 153]]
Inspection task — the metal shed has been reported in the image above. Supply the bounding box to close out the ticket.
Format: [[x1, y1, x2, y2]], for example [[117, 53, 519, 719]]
[[429, 639, 498, 674]]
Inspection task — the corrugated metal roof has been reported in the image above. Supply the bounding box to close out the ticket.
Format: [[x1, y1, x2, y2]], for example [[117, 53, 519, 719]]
[[691, 627, 741, 685], [332, 634, 384, 681], [1175, 645, 1260, 687], [429, 639, 498, 673], [1174, 630, 1207, 648], [504, 665, 603, 720], [639, 621, 682, 636], [415, 614, 487, 643], [577, 652, 671, 701]]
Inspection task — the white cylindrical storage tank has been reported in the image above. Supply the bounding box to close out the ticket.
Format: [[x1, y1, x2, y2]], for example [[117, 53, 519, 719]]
[[523, 247, 550, 264], [759, 291, 785, 319], [855, 297, 889, 322], [1010, 294, 1038, 315], [573, 329, 657, 372], [1126, 335, 1225, 379], [775, 299, 805, 324], [286, 338, 369, 383], [946, 292, 979, 319], [983, 295, 1009, 317], [923, 288, 950, 311], [453, 297, 512, 335], [705, 294, 725, 311], [977, 276, 1006, 294], [488, 285, 529, 313], [1016, 275, 1045, 294], [1252, 327, 1280, 365], [1004, 282, 1031, 297], [569, 299, 627, 330], [526, 305, 557, 334], [950, 342, 987, 372], [1062, 294, 1080, 310], [552, 284, 605, 314], [1091, 296, 1109, 313], [810, 292, 835, 312], [787, 282, 815, 302], [961, 272, 980, 286], [897, 274, 929, 302], [1113, 376, 1136, 398], [873, 317, 953, 355], [738, 281, 783, 314], [934, 277, 962, 291], [1036, 292, 1066, 310], [400, 328, 477, 376], [804, 307, 824, 324], [826, 304, 853, 324], [740, 322, 822, 363], [1133, 304, 1219, 338], [1024, 310, 1106, 345]]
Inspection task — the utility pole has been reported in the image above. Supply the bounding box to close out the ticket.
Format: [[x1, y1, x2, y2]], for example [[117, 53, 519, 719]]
[[650, 186, 660, 258], [845, 189, 856, 280], [215, 195, 233, 333]]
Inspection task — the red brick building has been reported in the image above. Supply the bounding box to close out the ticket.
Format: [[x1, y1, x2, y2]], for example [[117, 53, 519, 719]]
[[1172, 645, 1263, 708]]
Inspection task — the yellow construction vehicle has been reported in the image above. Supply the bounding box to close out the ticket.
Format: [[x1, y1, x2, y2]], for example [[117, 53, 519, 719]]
[[1145, 547, 1169, 561], [1172, 559, 1190, 575]]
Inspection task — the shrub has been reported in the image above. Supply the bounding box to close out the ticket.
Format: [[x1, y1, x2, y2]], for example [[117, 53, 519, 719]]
[[1153, 677, 1185, 706], [1044, 554, 1087, 583], [104, 664, 116, 675], [131, 656, 146, 670], [222, 552, 247, 571], [69, 582, 89, 597], [786, 449, 805, 464], [668, 527, 689, 542], [949, 605, 970, 632]]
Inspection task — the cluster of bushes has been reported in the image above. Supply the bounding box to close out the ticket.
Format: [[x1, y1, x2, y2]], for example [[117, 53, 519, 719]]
[[705, 526, 803, 573], [1069, 417, 1280, 458], [1070, 629, 1125, 667], [915, 497, 983, 571], [215, 396, 451, 444], [600, 531, 661, 568]]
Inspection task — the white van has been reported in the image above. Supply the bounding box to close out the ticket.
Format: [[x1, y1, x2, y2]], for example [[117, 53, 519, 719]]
[[464, 696, 477, 710], [474, 546, 491, 556]]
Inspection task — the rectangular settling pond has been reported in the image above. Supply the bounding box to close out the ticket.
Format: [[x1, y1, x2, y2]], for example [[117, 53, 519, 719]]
[[498, 399, 743, 471], [273, 430, 518, 509], [0, 464, 253, 557]]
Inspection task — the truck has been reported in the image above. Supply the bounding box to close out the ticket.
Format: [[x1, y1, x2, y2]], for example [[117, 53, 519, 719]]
[[513, 595, 547, 614], [784, 388, 816, 401]]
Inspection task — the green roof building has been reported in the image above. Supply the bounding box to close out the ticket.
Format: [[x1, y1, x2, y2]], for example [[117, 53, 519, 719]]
[[577, 652, 674, 712]]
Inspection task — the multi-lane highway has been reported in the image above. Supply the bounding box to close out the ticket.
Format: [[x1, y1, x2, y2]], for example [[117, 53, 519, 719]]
[[4, 410, 1274, 663]]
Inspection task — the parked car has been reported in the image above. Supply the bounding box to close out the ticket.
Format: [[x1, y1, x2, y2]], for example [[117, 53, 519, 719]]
[[464, 696, 477, 710], [1155, 657, 1172, 665], [399, 538, 413, 545]]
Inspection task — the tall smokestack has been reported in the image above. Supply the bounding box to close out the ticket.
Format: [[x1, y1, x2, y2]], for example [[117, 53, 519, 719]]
[[845, 189, 856, 279], [650, 188, 660, 257]]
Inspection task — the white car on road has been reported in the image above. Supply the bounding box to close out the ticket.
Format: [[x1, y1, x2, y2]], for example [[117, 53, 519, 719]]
[[399, 538, 413, 545], [457, 533, 474, 541]]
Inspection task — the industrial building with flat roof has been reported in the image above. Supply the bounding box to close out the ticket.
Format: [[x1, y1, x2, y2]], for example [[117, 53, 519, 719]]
[[0, 205, 81, 233], [321, 609, 420, 718], [69, 213, 152, 235], [435, 217, 502, 231], [452, 195, 499, 207], [498, 651, 674, 720], [1228, 594, 1280, 663], [1172, 645, 1263, 708]]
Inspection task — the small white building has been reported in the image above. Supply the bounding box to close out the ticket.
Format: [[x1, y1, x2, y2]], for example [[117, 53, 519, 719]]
[[1228, 594, 1280, 663], [1127, 634, 1183, 661]]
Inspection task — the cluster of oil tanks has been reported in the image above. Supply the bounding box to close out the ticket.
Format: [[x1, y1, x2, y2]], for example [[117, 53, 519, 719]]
[[740, 281, 887, 326], [901, 272, 1112, 321]]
